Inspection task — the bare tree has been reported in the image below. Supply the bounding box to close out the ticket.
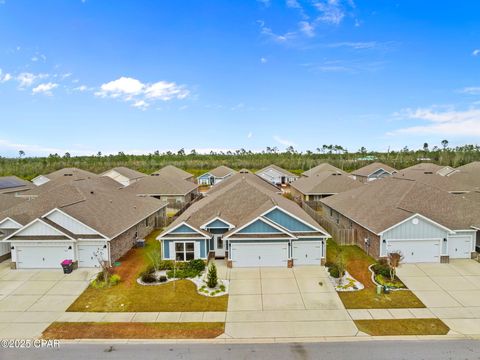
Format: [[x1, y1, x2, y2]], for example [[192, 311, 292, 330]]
[[387, 251, 404, 281], [95, 250, 110, 283]]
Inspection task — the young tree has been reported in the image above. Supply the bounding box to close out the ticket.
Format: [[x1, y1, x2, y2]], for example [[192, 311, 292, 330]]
[[335, 250, 346, 285], [95, 250, 111, 283], [387, 252, 404, 281], [147, 246, 162, 272], [441, 139, 449, 150], [206, 262, 218, 288]]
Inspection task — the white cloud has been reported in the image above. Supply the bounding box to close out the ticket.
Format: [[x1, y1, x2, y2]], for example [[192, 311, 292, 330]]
[[389, 107, 480, 136], [32, 82, 58, 96], [314, 0, 347, 25], [31, 53, 47, 62], [460, 87, 480, 95], [258, 21, 296, 43], [260, 57, 268, 64], [274, 135, 296, 147], [0, 69, 12, 83], [16, 72, 48, 88], [73, 85, 89, 92], [299, 21, 315, 37], [472, 49, 480, 56], [247, 132, 253, 139], [286, 0, 300, 8], [328, 41, 378, 49], [95, 76, 189, 109]]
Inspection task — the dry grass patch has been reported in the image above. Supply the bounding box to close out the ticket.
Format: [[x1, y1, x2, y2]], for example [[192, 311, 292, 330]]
[[355, 319, 449, 336], [327, 239, 425, 309], [67, 230, 228, 312], [42, 322, 225, 339]]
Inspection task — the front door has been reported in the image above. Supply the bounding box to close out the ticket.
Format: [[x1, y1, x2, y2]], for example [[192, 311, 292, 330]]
[[214, 234, 225, 258]]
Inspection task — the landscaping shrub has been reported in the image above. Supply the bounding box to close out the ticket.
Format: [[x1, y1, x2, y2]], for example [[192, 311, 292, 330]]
[[109, 274, 121, 286], [159, 275, 167, 283], [141, 272, 157, 283], [328, 264, 341, 278], [372, 263, 391, 278], [207, 263, 218, 288], [189, 259, 206, 272], [145, 265, 156, 274], [158, 260, 174, 270], [166, 268, 199, 279]]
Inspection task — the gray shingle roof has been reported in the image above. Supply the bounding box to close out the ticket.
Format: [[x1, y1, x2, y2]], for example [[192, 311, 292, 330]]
[[321, 176, 480, 234], [0, 176, 167, 238], [102, 167, 146, 180], [124, 173, 197, 196], [162, 171, 327, 237], [291, 171, 363, 195], [351, 162, 397, 177], [302, 163, 345, 177], [151, 165, 193, 180]]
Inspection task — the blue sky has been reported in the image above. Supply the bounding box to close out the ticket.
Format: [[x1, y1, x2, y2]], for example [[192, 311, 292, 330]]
[[0, 0, 479, 157]]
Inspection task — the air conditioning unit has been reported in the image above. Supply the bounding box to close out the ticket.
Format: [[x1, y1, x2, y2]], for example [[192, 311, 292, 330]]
[[136, 239, 145, 248]]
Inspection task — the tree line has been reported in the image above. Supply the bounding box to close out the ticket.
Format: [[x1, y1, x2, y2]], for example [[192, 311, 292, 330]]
[[2, 141, 479, 180]]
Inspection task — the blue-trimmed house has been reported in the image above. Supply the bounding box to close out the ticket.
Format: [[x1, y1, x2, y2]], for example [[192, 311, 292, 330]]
[[158, 171, 330, 267], [197, 166, 236, 186]]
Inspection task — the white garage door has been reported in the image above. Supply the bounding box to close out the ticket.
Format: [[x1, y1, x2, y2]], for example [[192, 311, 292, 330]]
[[293, 241, 322, 265], [231, 242, 288, 267], [387, 240, 440, 263], [78, 243, 106, 267], [16, 244, 71, 269], [448, 236, 472, 259]]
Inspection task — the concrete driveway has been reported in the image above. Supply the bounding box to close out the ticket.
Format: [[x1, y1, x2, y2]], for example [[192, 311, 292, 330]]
[[0, 261, 97, 339], [225, 266, 358, 339], [397, 259, 480, 335]]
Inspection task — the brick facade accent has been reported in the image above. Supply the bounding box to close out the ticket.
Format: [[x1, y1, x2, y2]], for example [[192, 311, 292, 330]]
[[109, 209, 165, 263]]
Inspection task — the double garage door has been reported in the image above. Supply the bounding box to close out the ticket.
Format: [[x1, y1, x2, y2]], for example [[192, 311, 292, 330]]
[[231, 242, 288, 267], [15, 242, 106, 269], [230, 241, 323, 267], [16, 243, 72, 269], [387, 240, 441, 263]]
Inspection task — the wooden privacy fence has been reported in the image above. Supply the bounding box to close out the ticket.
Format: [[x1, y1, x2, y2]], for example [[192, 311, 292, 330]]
[[301, 201, 356, 245]]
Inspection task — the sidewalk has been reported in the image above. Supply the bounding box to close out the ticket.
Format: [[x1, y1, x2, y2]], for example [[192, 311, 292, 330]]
[[56, 311, 226, 323]]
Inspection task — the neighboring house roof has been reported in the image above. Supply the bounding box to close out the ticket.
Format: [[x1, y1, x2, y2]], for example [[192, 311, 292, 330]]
[[0, 194, 29, 212], [302, 163, 345, 177], [124, 173, 197, 196], [0, 176, 35, 194], [255, 164, 298, 178], [200, 166, 236, 178], [393, 170, 475, 193], [151, 165, 193, 180], [207, 170, 281, 195], [321, 177, 480, 234], [450, 162, 480, 188], [161, 171, 327, 238], [0, 176, 166, 239], [291, 171, 363, 195], [102, 167, 146, 181], [351, 162, 397, 178], [34, 167, 97, 183], [400, 163, 445, 173]]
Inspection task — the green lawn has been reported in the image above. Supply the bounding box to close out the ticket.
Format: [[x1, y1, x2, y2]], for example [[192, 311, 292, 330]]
[[327, 239, 425, 309], [355, 319, 449, 336], [42, 322, 225, 339], [67, 230, 228, 312]]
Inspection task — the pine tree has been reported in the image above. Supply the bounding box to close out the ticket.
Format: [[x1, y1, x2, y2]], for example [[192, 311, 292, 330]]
[[206, 262, 218, 288]]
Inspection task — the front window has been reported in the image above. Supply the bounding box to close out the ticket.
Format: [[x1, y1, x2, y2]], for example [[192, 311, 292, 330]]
[[175, 242, 195, 261]]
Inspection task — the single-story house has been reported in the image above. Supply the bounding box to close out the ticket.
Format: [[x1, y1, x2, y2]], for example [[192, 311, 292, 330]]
[[158, 171, 330, 267], [401, 163, 456, 176], [301, 163, 345, 177], [124, 173, 198, 209], [256, 164, 298, 185], [197, 166, 236, 186], [290, 170, 363, 202], [0, 177, 167, 269], [31, 168, 97, 187], [321, 176, 479, 263], [351, 162, 397, 182], [151, 165, 195, 182], [101, 167, 146, 187], [0, 176, 35, 195]]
